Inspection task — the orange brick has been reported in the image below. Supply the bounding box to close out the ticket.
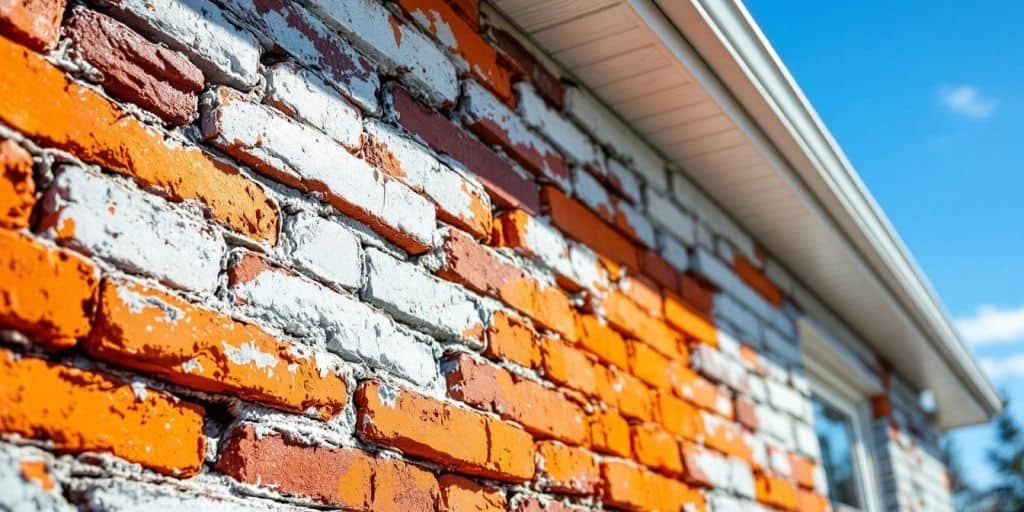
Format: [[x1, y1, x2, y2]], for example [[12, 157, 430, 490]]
[[0, 0, 66, 51], [0, 348, 204, 476], [600, 459, 706, 512], [576, 314, 629, 369], [664, 291, 717, 346], [436, 227, 577, 340], [0, 139, 34, 228], [439, 475, 507, 512], [631, 423, 683, 475], [620, 273, 663, 318], [629, 341, 680, 390], [588, 408, 632, 458], [756, 475, 799, 511], [702, 412, 755, 465], [600, 290, 681, 359], [597, 366, 653, 422], [790, 453, 816, 489], [0, 230, 98, 348], [679, 442, 714, 487], [544, 187, 640, 270], [395, 0, 511, 104], [735, 254, 784, 306], [796, 489, 830, 512], [0, 36, 278, 242], [674, 367, 733, 419], [536, 441, 600, 495], [219, 425, 440, 511], [356, 379, 535, 482], [655, 394, 703, 442], [446, 354, 588, 445], [484, 310, 541, 369], [542, 337, 600, 397], [88, 279, 349, 419], [735, 396, 759, 430]]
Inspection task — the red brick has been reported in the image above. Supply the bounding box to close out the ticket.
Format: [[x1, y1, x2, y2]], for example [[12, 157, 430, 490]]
[[600, 290, 681, 359], [0, 139, 34, 229], [439, 474, 506, 511], [588, 408, 631, 458], [544, 187, 640, 270], [664, 291, 717, 347], [542, 338, 600, 398], [0, 230, 98, 349], [681, 274, 715, 314], [446, 354, 588, 445], [390, 86, 539, 213], [88, 279, 349, 419], [735, 254, 784, 306], [356, 379, 535, 482], [641, 250, 680, 294], [735, 396, 759, 430], [536, 441, 599, 494], [395, 0, 509, 103], [447, 0, 479, 27], [66, 9, 202, 124], [631, 423, 683, 475], [490, 28, 564, 109], [218, 425, 439, 511], [0, 0, 66, 51], [576, 315, 629, 369], [436, 227, 577, 340], [0, 348, 204, 476], [600, 459, 706, 512], [0, 36, 279, 242], [756, 475, 799, 511], [484, 310, 541, 369]]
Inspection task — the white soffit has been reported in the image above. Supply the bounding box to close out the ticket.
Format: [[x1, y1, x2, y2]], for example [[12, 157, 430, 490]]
[[492, 0, 1000, 428]]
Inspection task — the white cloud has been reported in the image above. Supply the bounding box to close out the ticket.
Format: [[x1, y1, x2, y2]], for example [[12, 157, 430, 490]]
[[956, 304, 1024, 345], [939, 84, 996, 119], [980, 355, 1024, 380]]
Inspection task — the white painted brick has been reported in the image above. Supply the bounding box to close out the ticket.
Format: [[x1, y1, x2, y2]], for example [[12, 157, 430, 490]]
[[716, 329, 741, 357], [103, 0, 260, 89], [39, 167, 225, 293], [713, 293, 761, 344], [767, 446, 792, 478], [688, 445, 755, 498], [707, 493, 763, 512], [812, 464, 829, 495], [229, 256, 437, 385], [606, 158, 642, 203], [70, 479, 307, 512], [757, 404, 795, 449], [658, 233, 690, 272], [363, 248, 485, 346], [364, 120, 490, 235], [616, 200, 656, 248], [281, 212, 362, 290], [671, 172, 756, 262], [729, 458, 756, 499], [568, 243, 609, 294], [0, 446, 72, 512], [793, 420, 822, 459], [572, 168, 614, 218], [300, 0, 458, 106], [219, 0, 379, 113], [766, 379, 807, 419], [762, 327, 802, 370], [691, 344, 749, 394], [264, 62, 362, 149], [746, 372, 768, 403], [515, 83, 600, 166], [202, 89, 435, 253], [647, 191, 696, 246]]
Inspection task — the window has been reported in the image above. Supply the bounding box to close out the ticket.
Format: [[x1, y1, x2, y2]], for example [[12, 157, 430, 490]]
[[813, 394, 863, 509]]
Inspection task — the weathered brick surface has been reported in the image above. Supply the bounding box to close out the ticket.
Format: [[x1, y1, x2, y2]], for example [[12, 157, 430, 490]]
[[600, 459, 705, 512], [0, 349, 204, 476], [264, 61, 362, 148], [439, 474, 507, 511], [484, 310, 542, 368], [0, 36, 278, 241], [0, 0, 66, 51], [281, 211, 362, 290], [544, 187, 640, 269], [0, 138, 35, 230], [490, 28, 564, 109], [535, 441, 599, 494]]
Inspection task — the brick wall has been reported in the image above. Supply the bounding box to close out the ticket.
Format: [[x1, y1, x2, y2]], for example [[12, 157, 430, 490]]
[[0, 1, 949, 511]]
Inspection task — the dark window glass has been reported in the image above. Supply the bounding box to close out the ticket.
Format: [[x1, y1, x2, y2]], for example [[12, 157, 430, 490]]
[[812, 395, 862, 508]]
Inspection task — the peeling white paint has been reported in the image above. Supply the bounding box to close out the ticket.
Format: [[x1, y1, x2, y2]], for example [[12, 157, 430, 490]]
[[222, 341, 279, 376], [264, 62, 362, 149]]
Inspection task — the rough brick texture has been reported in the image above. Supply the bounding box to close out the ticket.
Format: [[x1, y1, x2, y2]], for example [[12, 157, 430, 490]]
[[0, 2, 954, 511]]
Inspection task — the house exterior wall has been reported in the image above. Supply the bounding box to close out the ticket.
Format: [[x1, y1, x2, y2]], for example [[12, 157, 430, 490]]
[[0, 0, 953, 511]]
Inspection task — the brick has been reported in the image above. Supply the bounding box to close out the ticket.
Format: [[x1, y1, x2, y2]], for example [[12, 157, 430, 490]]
[[681, 443, 755, 498], [536, 441, 599, 495], [600, 290, 681, 359], [605, 158, 642, 203], [631, 423, 682, 475], [448, 0, 479, 27], [572, 169, 654, 247], [790, 453, 816, 489], [71, 479, 311, 512], [264, 61, 362, 149], [796, 490, 829, 512], [0, 349, 204, 476], [589, 409, 631, 458], [576, 315, 629, 368], [513, 496, 588, 512], [675, 367, 734, 418], [227, 253, 436, 386], [641, 250, 679, 294], [735, 397, 759, 430], [0, 446, 71, 511], [39, 166, 226, 293], [0, 230, 96, 348], [203, 87, 434, 254], [755, 475, 798, 511], [396, 0, 511, 103], [629, 341, 678, 391], [648, 191, 696, 246], [484, 310, 541, 368], [490, 28, 564, 109], [66, 8, 202, 125], [690, 344, 749, 393], [600, 459, 705, 512], [620, 274, 664, 318], [389, 86, 539, 213], [218, 425, 439, 510], [0, 37, 278, 241], [302, 0, 457, 107], [462, 80, 569, 189], [542, 338, 600, 398], [219, 0, 378, 112], [660, 233, 691, 273], [544, 186, 640, 270], [702, 412, 756, 465], [355, 380, 535, 482], [493, 210, 607, 293], [438, 475, 506, 511], [600, 367, 653, 422], [0, 140, 33, 229], [682, 274, 715, 314], [281, 211, 362, 290], [735, 254, 784, 306], [364, 248, 484, 344], [101, 0, 260, 89], [364, 119, 492, 239], [0, 0, 65, 51], [516, 83, 600, 166], [435, 227, 578, 340], [446, 354, 587, 445], [664, 291, 717, 346], [89, 279, 349, 419], [655, 394, 703, 441]]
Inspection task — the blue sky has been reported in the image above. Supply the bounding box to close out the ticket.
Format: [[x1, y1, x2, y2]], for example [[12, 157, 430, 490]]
[[745, 0, 1024, 489]]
